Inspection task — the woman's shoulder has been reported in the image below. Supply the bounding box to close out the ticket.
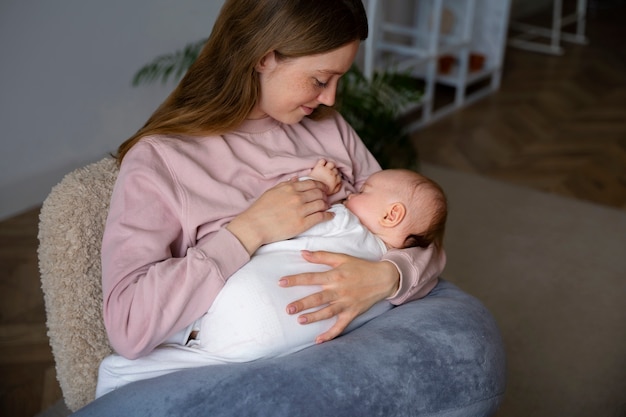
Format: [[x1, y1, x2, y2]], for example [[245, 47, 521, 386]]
[[137, 133, 206, 150], [125, 134, 213, 163], [117, 135, 210, 186]]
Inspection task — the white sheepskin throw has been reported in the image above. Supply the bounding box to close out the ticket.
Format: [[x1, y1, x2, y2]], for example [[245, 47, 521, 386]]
[[38, 157, 118, 411]]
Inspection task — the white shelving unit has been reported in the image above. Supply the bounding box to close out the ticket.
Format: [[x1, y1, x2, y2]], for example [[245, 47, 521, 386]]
[[363, 0, 512, 131], [508, 0, 588, 55]]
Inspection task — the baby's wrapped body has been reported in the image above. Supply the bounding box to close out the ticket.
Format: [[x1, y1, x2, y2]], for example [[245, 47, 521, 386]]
[[96, 204, 392, 397]]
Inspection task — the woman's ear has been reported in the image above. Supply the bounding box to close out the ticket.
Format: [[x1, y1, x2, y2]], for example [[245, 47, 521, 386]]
[[382, 202, 406, 227], [255, 51, 278, 73]]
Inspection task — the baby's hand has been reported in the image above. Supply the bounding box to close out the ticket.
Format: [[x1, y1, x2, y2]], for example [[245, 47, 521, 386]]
[[310, 159, 342, 195]]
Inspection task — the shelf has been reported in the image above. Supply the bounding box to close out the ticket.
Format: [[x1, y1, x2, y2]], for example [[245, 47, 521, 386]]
[[436, 65, 498, 87], [363, 0, 512, 130], [508, 0, 588, 56]]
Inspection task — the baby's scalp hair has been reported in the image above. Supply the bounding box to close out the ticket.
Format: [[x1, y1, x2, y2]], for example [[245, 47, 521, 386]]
[[116, 0, 369, 164], [398, 170, 448, 250]]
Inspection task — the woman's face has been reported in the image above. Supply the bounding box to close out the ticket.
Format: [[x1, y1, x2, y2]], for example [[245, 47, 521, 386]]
[[251, 41, 359, 123]]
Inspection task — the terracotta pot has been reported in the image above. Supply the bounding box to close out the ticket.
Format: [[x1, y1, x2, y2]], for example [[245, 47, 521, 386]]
[[469, 53, 486, 72], [438, 55, 455, 74]]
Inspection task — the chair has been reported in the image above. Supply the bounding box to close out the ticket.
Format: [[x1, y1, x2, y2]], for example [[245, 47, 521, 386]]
[[39, 157, 506, 416], [38, 157, 118, 411]]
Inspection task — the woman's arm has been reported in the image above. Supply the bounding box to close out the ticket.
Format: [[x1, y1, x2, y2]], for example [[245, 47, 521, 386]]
[[383, 244, 447, 304], [102, 146, 251, 359], [278, 246, 445, 343], [102, 140, 334, 359], [226, 178, 334, 255]]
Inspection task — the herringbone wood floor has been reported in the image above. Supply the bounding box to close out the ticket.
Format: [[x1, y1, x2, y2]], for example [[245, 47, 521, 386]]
[[1, 2, 625, 416], [413, 1, 626, 210]]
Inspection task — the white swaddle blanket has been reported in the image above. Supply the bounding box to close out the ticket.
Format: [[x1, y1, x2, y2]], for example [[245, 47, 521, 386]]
[[96, 204, 392, 397]]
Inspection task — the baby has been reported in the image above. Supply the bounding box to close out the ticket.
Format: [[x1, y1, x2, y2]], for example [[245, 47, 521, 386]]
[[309, 158, 446, 250], [96, 159, 447, 397]]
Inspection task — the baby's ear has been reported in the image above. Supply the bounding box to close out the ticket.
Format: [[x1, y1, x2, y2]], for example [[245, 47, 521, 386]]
[[382, 202, 406, 227]]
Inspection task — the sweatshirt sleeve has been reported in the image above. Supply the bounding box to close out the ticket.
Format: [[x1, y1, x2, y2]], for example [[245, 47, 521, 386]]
[[101, 142, 250, 359], [383, 245, 447, 304]]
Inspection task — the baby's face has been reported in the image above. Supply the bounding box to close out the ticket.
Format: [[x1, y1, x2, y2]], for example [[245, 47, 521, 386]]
[[343, 171, 391, 234], [345, 170, 438, 248]]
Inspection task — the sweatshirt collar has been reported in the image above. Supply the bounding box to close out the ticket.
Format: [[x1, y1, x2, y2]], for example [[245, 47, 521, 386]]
[[235, 117, 279, 134]]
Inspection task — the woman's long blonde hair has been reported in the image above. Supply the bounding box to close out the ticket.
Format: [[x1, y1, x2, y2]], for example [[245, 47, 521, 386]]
[[116, 0, 368, 164]]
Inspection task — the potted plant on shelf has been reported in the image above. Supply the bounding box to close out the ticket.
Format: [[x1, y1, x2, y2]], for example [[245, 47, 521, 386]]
[[132, 39, 422, 169]]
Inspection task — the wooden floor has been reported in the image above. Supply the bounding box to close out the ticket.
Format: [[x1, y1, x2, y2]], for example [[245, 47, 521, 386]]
[[1, 2, 625, 416], [0, 205, 61, 417], [413, 1, 626, 211]]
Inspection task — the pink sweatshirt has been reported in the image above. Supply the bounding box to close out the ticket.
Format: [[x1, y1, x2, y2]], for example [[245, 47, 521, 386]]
[[101, 112, 446, 359]]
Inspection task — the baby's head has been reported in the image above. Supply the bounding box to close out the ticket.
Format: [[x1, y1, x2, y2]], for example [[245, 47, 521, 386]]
[[344, 169, 447, 250]]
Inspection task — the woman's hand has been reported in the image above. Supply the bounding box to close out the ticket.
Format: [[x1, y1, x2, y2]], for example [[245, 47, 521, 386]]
[[227, 178, 333, 255], [278, 250, 400, 344]]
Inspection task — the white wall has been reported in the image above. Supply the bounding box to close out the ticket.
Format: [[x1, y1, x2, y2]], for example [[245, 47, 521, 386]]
[[0, 0, 225, 219]]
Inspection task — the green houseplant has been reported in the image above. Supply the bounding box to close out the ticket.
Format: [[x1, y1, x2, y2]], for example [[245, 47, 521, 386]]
[[132, 39, 422, 169]]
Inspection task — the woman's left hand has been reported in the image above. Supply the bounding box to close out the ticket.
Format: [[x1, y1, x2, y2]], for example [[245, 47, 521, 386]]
[[278, 250, 400, 344]]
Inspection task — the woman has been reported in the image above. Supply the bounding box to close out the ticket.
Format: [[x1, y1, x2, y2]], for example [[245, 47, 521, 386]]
[[101, 0, 446, 361]]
